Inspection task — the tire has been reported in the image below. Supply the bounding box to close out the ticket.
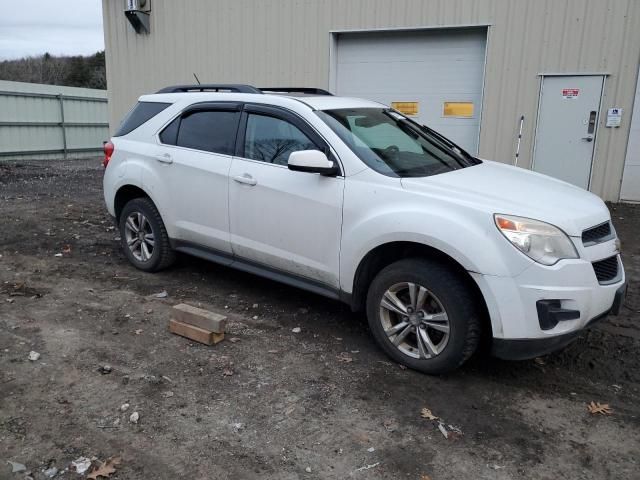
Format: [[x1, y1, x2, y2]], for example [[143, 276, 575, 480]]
[[366, 258, 482, 374], [118, 197, 175, 272]]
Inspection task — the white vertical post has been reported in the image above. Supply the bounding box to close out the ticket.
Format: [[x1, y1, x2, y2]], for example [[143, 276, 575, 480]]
[[514, 115, 524, 166]]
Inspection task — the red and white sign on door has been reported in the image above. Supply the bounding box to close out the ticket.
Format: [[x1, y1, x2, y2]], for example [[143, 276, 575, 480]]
[[562, 88, 580, 99]]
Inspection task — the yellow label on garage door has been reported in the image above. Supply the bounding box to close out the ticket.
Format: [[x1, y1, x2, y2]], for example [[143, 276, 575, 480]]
[[443, 102, 474, 118], [391, 102, 419, 116]]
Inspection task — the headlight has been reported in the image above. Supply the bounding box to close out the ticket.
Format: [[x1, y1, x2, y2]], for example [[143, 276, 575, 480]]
[[494, 214, 579, 266]]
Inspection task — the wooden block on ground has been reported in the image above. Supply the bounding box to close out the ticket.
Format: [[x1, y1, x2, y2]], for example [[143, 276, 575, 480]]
[[172, 303, 227, 333], [169, 319, 224, 345]]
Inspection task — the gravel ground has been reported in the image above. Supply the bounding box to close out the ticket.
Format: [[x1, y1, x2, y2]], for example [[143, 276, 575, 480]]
[[0, 158, 639, 480]]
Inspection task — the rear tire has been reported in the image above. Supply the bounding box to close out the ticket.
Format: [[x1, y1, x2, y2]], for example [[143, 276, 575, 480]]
[[366, 258, 482, 374], [119, 197, 175, 272]]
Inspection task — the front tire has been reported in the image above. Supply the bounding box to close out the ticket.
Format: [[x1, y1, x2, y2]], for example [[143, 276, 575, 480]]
[[366, 258, 482, 374], [119, 197, 175, 272]]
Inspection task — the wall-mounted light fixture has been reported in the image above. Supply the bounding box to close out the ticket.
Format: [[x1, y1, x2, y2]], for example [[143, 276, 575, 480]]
[[125, 0, 151, 34]]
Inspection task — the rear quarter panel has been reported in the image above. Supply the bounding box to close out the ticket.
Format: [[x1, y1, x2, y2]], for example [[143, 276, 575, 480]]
[[103, 137, 176, 237]]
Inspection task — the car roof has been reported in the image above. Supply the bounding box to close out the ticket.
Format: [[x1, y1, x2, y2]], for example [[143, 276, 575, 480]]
[[138, 92, 385, 111], [297, 95, 385, 111]]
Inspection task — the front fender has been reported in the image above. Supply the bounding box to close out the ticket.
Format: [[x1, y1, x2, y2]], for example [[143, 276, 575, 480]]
[[339, 206, 534, 294]]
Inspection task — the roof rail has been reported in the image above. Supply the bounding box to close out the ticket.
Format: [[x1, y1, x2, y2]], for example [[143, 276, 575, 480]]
[[155, 84, 263, 94], [260, 87, 333, 96], [155, 84, 333, 96]]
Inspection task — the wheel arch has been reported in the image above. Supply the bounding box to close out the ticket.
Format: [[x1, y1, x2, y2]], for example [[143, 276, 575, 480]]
[[114, 184, 154, 223], [349, 241, 492, 337]]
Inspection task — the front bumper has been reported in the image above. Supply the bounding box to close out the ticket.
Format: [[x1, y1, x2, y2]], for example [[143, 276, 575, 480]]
[[492, 283, 626, 360], [470, 240, 626, 359]]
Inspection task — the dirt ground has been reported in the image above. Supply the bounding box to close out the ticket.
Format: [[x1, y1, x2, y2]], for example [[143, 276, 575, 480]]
[[1, 158, 639, 480]]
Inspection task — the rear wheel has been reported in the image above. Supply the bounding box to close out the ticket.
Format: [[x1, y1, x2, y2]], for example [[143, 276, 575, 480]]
[[366, 258, 482, 374], [119, 197, 175, 272]]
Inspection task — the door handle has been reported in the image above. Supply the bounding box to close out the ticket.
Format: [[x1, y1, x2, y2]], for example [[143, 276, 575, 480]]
[[584, 110, 597, 142], [233, 174, 257, 186], [587, 111, 597, 134], [155, 153, 173, 164]]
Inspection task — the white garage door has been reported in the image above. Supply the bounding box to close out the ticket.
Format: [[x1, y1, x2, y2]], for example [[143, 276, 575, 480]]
[[333, 28, 487, 154], [620, 64, 640, 202]]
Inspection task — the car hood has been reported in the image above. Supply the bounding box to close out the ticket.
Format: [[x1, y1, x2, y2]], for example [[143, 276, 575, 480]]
[[400, 160, 610, 237]]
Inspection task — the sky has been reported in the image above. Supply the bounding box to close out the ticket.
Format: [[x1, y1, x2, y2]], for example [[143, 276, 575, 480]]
[[0, 0, 104, 60]]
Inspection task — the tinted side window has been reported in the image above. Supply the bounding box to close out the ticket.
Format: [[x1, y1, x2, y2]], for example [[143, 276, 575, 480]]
[[176, 111, 239, 155], [244, 114, 317, 165], [159, 117, 180, 145], [114, 101, 171, 137]]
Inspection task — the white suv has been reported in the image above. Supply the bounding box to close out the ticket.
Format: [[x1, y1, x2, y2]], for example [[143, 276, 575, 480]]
[[103, 84, 626, 374]]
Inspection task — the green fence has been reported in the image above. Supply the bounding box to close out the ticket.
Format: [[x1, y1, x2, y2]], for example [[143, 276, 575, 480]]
[[0, 80, 109, 160]]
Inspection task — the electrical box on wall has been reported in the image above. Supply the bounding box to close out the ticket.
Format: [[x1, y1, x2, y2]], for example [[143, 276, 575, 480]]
[[125, 0, 151, 34]]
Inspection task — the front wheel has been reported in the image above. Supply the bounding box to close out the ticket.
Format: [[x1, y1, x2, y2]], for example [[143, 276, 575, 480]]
[[118, 197, 175, 272], [366, 258, 482, 374]]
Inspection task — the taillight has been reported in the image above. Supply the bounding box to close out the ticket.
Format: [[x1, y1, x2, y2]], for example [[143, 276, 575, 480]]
[[103, 141, 114, 168]]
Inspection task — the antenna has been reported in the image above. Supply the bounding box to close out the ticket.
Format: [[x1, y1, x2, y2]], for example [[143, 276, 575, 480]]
[[193, 73, 201, 85]]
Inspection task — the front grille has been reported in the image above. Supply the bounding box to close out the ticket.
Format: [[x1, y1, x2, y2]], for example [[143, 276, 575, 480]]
[[582, 222, 613, 246], [592, 255, 619, 284]]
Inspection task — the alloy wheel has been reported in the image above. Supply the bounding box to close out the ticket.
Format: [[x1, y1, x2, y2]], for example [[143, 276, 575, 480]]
[[379, 282, 450, 359], [123, 211, 155, 262]]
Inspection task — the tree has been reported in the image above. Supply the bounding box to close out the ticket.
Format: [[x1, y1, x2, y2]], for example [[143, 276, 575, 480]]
[[0, 51, 107, 89]]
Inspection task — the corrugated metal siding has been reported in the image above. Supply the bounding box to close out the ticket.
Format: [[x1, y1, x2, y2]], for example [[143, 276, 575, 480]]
[[0, 80, 109, 160], [102, 0, 640, 201]]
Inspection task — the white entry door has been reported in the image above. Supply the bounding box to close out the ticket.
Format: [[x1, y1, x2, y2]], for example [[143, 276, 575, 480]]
[[533, 75, 604, 189]]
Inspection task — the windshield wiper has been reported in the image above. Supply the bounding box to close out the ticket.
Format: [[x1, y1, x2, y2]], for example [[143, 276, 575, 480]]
[[394, 117, 467, 168], [386, 109, 476, 166], [422, 124, 476, 165]]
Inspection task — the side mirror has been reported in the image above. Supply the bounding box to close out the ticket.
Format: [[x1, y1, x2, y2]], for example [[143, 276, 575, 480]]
[[287, 150, 338, 176]]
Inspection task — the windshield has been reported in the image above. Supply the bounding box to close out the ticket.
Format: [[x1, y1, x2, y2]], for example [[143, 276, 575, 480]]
[[316, 108, 481, 177]]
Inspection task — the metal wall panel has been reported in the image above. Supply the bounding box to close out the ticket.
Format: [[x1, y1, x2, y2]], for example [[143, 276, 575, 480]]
[[102, 0, 640, 200], [0, 80, 109, 160]]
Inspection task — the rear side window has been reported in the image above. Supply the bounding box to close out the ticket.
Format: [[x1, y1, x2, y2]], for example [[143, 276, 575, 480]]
[[159, 117, 180, 145], [114, 101, 171, 137], [174, 111, 239, 155]]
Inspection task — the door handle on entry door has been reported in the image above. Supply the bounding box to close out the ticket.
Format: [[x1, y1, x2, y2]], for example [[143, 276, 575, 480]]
[[233, 173, 257, 186], [582, 110, 597, 142], [155, 153, 173, 164]]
